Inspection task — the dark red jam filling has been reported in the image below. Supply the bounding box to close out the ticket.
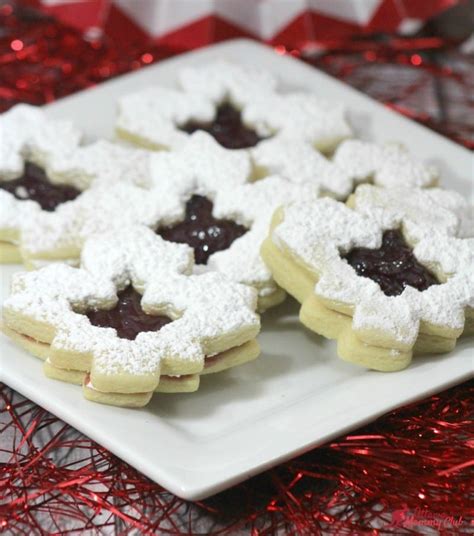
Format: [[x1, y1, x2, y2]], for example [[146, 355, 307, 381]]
[[179, 102, 264, 149], [0, 162, 81, 211], [343, 229, 439, 297], [157, 195, 248, 265], [86, 286, 172, 341]]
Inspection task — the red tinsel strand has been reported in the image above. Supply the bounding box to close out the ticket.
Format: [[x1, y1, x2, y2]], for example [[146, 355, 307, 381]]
[[1, 381, 473, 534], [300, 39, 474, 149], [0, 2, 179, 111], [1, 1, 473, 148]]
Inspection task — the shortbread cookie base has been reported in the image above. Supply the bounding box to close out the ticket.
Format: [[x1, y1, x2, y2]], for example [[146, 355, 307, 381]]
[[261, 214, 465, 371], [115, 128, 167, 151], [0, 241, 22, 264], [48, 340, 259, 408], [44, 359, 85, 384], [1, 324, 51, 360], [202, 339, 260, 375], [44, 359, 200, 393], [155, 374, 200, 393], [22, 246, 82, 267], [83, 382, 153, 408]]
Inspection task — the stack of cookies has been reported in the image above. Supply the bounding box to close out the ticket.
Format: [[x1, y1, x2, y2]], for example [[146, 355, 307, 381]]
[[1, 62, 472, 407]]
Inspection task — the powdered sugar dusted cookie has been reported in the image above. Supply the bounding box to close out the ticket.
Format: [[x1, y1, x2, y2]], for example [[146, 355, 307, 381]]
[[0, 104, 81, 180], [333, 140, 439, 188], [251, 135, 353, 199], [0, 105, 81, 263], [149, 133, 321, 310], [0, 105, 154, 265], [3, 226, 260, 407], [261, 198, 473, 371], [45, 139, 153, 190], [149, 131, 252, 193], [179, 60, 277, 106], [116, 61, 351, 156]]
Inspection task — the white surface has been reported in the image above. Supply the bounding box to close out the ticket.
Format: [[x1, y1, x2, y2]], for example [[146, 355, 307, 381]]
[[1, 39, 473, 500]]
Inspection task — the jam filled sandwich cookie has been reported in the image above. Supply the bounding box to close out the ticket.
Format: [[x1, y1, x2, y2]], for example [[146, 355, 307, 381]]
[[2, 226, 261, 408], [116, 61, 351, 159], [251, 139, 439, 200], [0, 104, 81, 263], [148, 132, 321, 310], [261, 196, 473, 371], [0, 104, 155, 266]]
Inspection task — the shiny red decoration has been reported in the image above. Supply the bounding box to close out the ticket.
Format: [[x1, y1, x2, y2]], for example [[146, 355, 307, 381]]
[[1, 1, 473, 533], [1, 381, 473, 533], [0, 2, 178, 111]]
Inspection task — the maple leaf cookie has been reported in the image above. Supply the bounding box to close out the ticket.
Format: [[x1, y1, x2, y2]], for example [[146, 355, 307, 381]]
[[148, 132, 322, 310], [2, 226, 261, 407], [116, 61, 351, 159], [261, 197, 473, 371], [0, 105, 154, 265]]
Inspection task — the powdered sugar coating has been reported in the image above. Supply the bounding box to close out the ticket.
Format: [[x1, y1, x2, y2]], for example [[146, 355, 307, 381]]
[[116, 61, 352, 156], [116, 86, 215, 150], [4, 226, 260, 383], [46, 139, 153, 190], [351, 184, 474, 240], [178, 60, 277, 106], [0, 105, 82, 242], [149, 131, 252, 194], [0, 190, 40, 242], [251, 135, 353, 199], [20, 183, 182, 258], [333, 140, 438, 188], [18, 132, 248, 262], [244, 92, 351, 150], [0, 104, 81, 181], [0, 106, 154, 254], [273, 198, 473, 345], [149, 135, 321, 299]]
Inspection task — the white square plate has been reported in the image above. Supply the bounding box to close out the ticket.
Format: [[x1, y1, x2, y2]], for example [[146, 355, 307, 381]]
[[1, 39, 472, 500]]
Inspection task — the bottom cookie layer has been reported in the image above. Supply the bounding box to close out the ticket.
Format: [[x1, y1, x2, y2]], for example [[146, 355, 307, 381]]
[[83, 377, 153, 408], [0, 241, 22, 264], [44, 359, 200, 394]]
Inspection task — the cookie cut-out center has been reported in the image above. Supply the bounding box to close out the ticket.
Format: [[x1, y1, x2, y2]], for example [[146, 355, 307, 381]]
[[86, 286, 172, 340], [0, 162, 81, 211], [180, 102, 264, 149], [157, 195, 248, 265], [343, 229, 439, 296]]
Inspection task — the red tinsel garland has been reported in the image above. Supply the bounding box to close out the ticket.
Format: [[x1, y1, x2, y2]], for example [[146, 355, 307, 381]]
[[1, 381, 473, 534], [1, 2, 473, 534]]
